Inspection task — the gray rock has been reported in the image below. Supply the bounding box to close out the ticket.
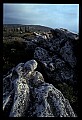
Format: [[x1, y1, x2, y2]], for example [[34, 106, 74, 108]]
[[33, 29, 77, 86], [60, 68, 74, 82], [25, 41, 37, 51], [29, 83, 76, 117], [3, 60, 76, 117], [9, 77, 29, 117], [50, 29, 67, 39], [52, 55, 65, 69], [60, 41, 76, 68], [34, 47, 51, 62], [23, 59, 37, 75]]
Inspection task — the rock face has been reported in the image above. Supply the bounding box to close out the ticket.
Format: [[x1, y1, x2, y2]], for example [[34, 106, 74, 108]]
[[33, 28, 78, 85], [3, 60, 76, 117]]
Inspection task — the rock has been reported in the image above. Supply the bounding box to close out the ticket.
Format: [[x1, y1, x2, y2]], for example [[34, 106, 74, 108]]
[[23, 60, 37, 74], [29, 83, 76, 117], [50, 29, 66, 39], [52, 55, 66, 69], [60, 68, 74, 82], [33, 39, 77, 84], [3, 60, 76, 117], [51, 28, 78, 41], [60, 41, 76, 68], [48, 63, 55, 71], [3, 27, 79, 117], [34, 47, 51, 62], [34, 51, 74, 84], [50, 38, 61, 52]]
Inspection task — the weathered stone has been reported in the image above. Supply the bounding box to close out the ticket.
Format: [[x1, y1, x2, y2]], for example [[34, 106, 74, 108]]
[[34, 47, 51, 62], [52, 55, 65, 69], [23, 59, 37, 74], [3, 27, 79, 117], [30, 83, 76, 117], [9, 77, 29, 117], [3, 60, 76, 117], [60, 41, 76, 68]]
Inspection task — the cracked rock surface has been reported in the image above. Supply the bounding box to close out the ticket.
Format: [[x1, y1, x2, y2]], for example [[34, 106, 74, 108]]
[[3, 59, 76, 117]]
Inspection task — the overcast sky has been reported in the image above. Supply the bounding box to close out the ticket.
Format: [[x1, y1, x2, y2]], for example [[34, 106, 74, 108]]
[[3, 4, 79, 33]]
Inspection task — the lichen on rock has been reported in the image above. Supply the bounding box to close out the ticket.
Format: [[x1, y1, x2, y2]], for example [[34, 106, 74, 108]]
[[3, 60, 77, 117]]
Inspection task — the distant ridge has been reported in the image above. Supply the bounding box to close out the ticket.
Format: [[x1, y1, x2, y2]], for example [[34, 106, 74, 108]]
[[3, 24, 53, 32]]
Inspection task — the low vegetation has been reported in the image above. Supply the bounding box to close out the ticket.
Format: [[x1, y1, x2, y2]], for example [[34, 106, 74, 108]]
[[3, 24, 78, 116]]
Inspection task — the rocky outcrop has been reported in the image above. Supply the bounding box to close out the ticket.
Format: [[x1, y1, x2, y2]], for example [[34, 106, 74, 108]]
[[34, 47, 75, 84], [3, 60, 76, 117], [33, 28, 78, 85], [3, 28, 79, 117], [34, 47, 51, 62]]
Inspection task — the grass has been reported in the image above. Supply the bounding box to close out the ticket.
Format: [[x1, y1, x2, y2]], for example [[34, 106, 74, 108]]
[[56, 82, 78, 115]]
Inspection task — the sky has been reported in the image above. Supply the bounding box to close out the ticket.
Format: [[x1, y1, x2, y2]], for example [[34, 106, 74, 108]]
[[3, 4, 79, 33]]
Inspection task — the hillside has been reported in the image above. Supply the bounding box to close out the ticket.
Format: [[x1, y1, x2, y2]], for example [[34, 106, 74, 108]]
[[3, 24, 79, 117], [3, 24, 53, 32]]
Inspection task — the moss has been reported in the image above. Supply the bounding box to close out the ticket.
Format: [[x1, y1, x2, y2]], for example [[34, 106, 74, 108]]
[[57, 83, 77, 103], [56, 82, 78, 115], [3, 61, 15, 75], [3, 37, 35, 75]]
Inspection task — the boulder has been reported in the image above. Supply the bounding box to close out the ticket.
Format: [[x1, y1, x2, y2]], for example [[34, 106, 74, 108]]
[[34, 49, 75, 84], [28, 83, 76, 117], [3, 60, 76, 117]]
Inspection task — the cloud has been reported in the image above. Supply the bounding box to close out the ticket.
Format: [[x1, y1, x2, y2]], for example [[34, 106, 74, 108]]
[[3, 4, 79, 33]]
